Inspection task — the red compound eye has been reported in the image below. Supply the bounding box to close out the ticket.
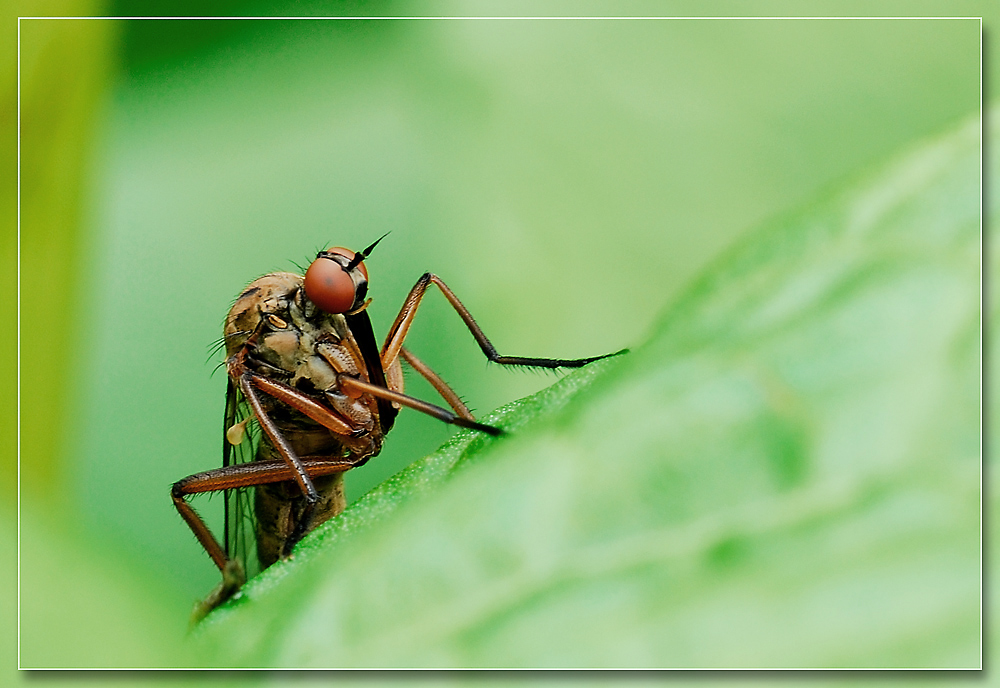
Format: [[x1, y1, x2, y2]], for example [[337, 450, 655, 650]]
[[304, 247, 367, 314]]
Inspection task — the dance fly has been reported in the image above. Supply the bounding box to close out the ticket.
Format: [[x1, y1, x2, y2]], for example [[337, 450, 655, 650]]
[[171, 236, 617, 618]]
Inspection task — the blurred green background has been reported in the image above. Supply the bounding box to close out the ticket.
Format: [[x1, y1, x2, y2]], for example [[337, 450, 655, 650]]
[[9, 0, 988, 671]]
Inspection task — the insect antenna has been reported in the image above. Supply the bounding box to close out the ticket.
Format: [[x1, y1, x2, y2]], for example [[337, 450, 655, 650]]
[[346, 231, 390, 271]]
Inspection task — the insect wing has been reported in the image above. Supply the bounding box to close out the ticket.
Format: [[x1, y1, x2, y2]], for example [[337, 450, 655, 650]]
[[223, 378, 260, 578]]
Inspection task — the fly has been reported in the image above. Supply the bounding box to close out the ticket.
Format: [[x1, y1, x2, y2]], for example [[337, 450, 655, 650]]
[[172, 236, 617, 618]]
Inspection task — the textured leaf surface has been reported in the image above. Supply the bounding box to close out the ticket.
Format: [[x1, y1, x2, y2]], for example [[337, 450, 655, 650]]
[[194, 114, 983, 668]]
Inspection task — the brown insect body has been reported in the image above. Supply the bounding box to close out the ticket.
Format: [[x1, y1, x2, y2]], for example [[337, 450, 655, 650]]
[[224, 272, 401, 568]]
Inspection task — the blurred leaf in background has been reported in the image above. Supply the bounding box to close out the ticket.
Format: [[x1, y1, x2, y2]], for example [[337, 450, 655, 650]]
[[11, 0, 989, 672], [14, 4, 194, 670]]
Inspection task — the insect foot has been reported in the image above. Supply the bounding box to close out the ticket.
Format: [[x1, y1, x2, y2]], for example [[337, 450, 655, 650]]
[[189, 558, 246, 626]]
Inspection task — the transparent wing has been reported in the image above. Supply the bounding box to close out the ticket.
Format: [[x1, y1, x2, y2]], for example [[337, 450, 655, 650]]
[[223, 378, 261, 579]]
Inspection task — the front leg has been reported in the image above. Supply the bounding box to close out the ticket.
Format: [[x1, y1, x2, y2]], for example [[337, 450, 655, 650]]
[[381, 273, 623, 372], [237, 373, 319, 554]]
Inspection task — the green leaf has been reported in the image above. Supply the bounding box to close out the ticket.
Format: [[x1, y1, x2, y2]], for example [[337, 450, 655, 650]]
[[193, 113, 983, 668]]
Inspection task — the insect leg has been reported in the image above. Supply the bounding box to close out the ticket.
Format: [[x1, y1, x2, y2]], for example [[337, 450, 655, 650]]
[[176, 456, 360, 495], [171, 484, 229, 572], [248, 373, 356, 436], [172, 455, 357, 617], [227, 352, 357, 437], [337, 374, 502, 436], [239, 373, 319, 555], [399, 346, 475, 421], [173, 456, 357, 569], [381, 273, 623, 372]]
